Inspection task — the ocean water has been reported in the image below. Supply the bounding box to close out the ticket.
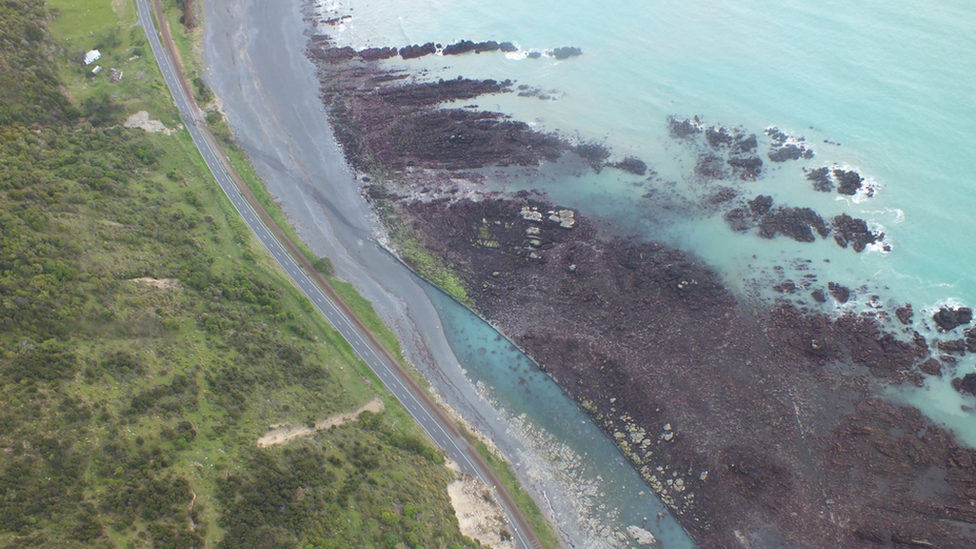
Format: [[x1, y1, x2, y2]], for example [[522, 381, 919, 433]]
[[422, 283, 696, 548], [317, 0, 976, 459]]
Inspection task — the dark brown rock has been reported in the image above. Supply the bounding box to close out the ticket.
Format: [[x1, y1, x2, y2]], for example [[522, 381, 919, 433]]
[[834, 169, 864, 195], [376, 77, 506, 107], [759, 207, 830, 243], [705, 126, 733, 148], [806, 167, 833, 192], [953, 373, 976, 396], [938, 339, 967, 355], [832, 213, 880, 252], [768, 143, 811, 162], [918, 358, 941, 376], [398, 42, 437, 59], [774, 280, 797, 294], [748, 195, 773, 216], [311, 45, 356, 63], [965, 328, 976, 353], [550, 46, 582, 59], [765, 127, 814, 161], [733, 133, 758, 153], [933, 307, 973, 332], [828, 282, 851, 303], [896, 304, 914, 325], [358, 46, 398, 61], [309, 37, 976, 549], [575, 142, 610, 169]]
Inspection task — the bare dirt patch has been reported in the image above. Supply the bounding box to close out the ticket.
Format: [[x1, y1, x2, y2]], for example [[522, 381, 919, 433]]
[[256, 398, 383, 448], [123, 110, 178, 134], [446, 463, 516, 549], [130, 277, 183, 290]]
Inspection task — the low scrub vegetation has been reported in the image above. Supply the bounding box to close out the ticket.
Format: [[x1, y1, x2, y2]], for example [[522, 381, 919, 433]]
[[0, 2, 477, 547]]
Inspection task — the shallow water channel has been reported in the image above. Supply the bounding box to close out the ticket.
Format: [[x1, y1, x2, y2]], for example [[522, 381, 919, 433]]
[[419, 280, 695, 549], [200, 0, 698, 544]]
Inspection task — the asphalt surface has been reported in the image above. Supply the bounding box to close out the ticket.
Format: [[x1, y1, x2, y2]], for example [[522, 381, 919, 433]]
[[135, 2, 537, 547]]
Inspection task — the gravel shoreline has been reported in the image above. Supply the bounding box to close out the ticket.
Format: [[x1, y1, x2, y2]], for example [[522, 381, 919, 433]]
[[200, 0, 645, 546]]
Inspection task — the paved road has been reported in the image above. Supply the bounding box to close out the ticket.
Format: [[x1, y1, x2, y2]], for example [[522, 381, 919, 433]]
[[135, 2, 540, 548]]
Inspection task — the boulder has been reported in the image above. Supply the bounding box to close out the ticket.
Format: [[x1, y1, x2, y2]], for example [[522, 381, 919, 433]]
[[828, 282, 850, 304], [765, 127, 814, 162], [833, 169, 863, 195], [918, 358, 941, 376], [758, 207, 830, 243], [550, 46, 583, 60], [733, 133, 758, 153], [748, 195, 773, 216], [895, 304, 914, 325], [399, 42, 437, 59], [965, 328, 976, 353], [938, 339, 967, 355], [805, 167, 833, 192], [952, 373, 976, 396], [832, 213, 879, 252], [358, 46, 398, 61], [442, 40, 477, 55], [933, 307, 973, 332], [705, 126, 734, 148], [768, 144, 813, 162], [773, 280, 796, 294]]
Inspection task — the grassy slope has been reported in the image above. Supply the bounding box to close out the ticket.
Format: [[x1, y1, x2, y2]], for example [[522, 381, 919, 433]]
[[158, 2, 558, 547], [0, 1, 478, 548]]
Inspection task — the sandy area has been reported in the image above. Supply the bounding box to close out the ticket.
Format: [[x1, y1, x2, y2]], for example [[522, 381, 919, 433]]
[[256, 398, 383, 447], [130, 277, 183, 290], [446, 462, 517, 549]]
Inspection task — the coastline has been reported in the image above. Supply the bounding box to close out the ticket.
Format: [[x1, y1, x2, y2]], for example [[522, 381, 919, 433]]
[[298, 12, 976, 549], [199, 0, 650, 547]]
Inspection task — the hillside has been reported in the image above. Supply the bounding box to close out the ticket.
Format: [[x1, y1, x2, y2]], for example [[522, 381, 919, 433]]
[[0, 1, 479, 548]]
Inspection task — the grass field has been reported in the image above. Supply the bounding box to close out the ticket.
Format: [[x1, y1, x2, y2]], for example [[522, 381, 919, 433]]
[[0, 1, 484, 547], [150, 2, 560, 547]]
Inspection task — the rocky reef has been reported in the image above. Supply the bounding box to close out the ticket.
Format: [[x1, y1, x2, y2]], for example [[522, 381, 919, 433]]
[[723, 194, 886, 252], [805, 165, 876, 197], [765, 126, 815, 161], [668, 116, 763, 180], [397, 195, 975, 549], [303, 28, 976, 549]]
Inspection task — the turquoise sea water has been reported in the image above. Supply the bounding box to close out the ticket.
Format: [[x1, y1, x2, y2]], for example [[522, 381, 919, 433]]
[[320, 0, 976, 483], [422, 284, 696, 548]]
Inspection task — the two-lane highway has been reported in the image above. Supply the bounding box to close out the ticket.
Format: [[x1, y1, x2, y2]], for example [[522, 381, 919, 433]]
[[135, 1, 543, 547]]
